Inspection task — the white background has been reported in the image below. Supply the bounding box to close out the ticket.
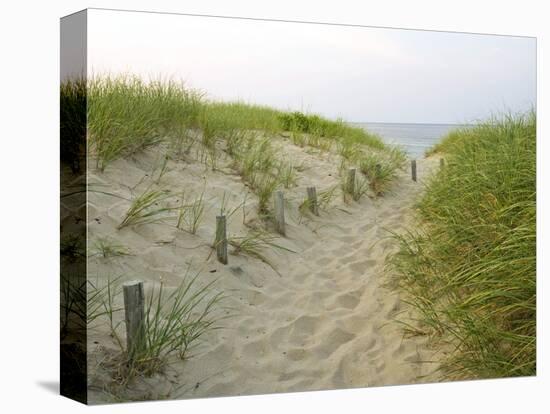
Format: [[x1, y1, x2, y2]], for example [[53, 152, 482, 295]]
[[0, 0, 547, 412]]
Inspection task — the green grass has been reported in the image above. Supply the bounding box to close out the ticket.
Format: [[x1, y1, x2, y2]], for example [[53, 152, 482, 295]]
[[88, 269, 225, 381], [343, 171, 370, 202], [87, 275, 125, 349], [425, 128, 470, 156], [234, 136, 276, 183], [88, 75, 203, 171], [337, 140, 361, 161], [204, 101, 283, 135], [135, 275, 224, 374], [65, 75, 392, 171], [359, 147, 407, 196], [279, 111, 386, 150], [91, 238, 131, 258], [276, 161, 298, 189], [289, 130, 307, 147], [253, 174, 279, 216], [117, 185, 175, 230], [298, 186, 339, 217], [388, 111, 536, 380], [176, 189, 206, 235]]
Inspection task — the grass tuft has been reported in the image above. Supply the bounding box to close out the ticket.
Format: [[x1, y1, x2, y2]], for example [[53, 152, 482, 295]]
[[89, 269, 225, 382], [88, 75, 204, 171], [299, 186, 338, 216], [176, 189, 206, 235], [118, 185, 175, 230], [92, 238, 131, 258], [359, 147, 407, 196]]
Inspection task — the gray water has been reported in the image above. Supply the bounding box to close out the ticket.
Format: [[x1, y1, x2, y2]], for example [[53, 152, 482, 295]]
[[352, 122, 468, 158]]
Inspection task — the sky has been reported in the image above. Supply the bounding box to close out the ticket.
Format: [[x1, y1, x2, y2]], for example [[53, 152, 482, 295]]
[[86, 9, 536, 124]]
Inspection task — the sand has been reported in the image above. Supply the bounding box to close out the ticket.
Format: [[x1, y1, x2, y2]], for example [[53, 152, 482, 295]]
[[84, 134, 443, 403]]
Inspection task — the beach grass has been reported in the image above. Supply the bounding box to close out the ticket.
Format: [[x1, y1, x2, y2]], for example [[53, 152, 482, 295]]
[[117, 185, 175, 230], [74, 75, 392, 171], [359, 147, 407, 195], [279, 111, 386, 150], [176, 189, 206, 235], [276, 161, 298, 189], [92, 237, 131, 258], [88, 76, 203, 171], [298, 185, 338, 216], [89, 270, 224, 381], [388, 111, 536, 379], [135, 274, 224, 374]]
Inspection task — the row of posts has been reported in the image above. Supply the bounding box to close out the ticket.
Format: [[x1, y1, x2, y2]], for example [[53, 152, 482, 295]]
[[215, 158, 447, 264], [122, 157, 445, 359]]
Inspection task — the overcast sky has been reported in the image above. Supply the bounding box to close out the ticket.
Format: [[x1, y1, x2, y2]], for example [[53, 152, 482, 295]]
[[87, 9, 536, 124]]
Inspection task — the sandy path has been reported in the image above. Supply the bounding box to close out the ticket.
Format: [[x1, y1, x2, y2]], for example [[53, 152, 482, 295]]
[[86, 137, 441, 402]]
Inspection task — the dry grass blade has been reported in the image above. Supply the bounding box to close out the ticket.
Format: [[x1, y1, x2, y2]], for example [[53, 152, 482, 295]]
[[132, 271, 225, 376], [229, 230, 296, 272], [118, 186, 175, 230], [92, 237, 131, 258], [177, 189, 206, 234]]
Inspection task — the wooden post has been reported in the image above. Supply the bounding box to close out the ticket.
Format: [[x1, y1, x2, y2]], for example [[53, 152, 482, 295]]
[[274, 190, 285, 235], [440, 158, 445, 169], [411, 160, 417, 182], [347, 168, 356, 194], [215, 215, 228, 264], [307, 186, 319, 216], [123, 280, 145, 358]]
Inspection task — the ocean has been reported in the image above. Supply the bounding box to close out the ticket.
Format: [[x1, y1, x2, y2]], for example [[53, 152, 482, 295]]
[[351, 122, 467, 158]]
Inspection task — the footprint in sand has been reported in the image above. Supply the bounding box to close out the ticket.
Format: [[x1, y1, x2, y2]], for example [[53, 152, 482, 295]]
[[285, 348, 308, 362], [338, 254, 356, 265], [242, 338, 269, 358], [390, 342, 405, 359], [313, 327, 355, 358], [242, 289, 266, 306], [350, 240, 364, 250], [348, 259, 377, 274], [332, 350, 373, 387], [201, 343, 234, 367], [291, 272, 311, 285], [300, 290, 333, 310], [336, 235, 357, 244], [317, 256, 333, 266], [363, 336, 381, 354], [332, 244, 353, 257], [333, 287, 365, 310], [271, 315, 321, 348]]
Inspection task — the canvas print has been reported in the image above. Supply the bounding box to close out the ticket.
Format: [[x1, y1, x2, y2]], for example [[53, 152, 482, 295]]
[[60, 8, 536, 405]]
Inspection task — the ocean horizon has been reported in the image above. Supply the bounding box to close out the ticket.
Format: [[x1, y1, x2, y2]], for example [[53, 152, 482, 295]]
[[351, 121, 470, 158]]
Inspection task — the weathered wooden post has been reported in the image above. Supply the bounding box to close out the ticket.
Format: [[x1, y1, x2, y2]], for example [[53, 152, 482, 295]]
[[307, 186, 319, 216], [440, 158, 445, 169], [411, 160, 417, 182], [123, 280, 145, 359], [347, 168, 356, 195], [215, 215, 228, 264], [274, 190, 285, 235]]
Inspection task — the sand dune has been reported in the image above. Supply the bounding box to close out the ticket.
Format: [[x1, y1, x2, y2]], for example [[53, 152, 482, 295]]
[[85, 135, 442, 402]]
